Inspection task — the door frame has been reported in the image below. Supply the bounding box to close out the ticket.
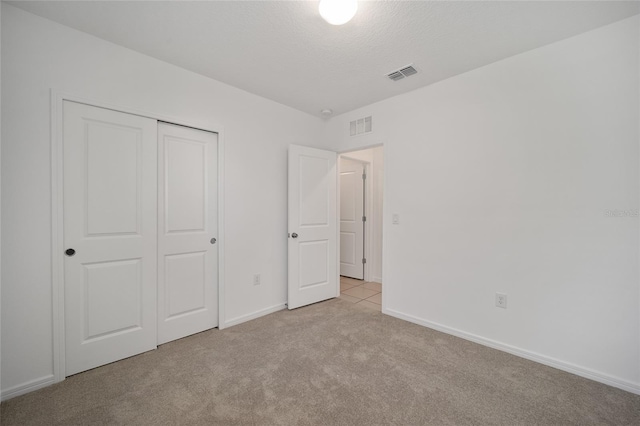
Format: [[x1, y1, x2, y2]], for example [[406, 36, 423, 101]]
[[337, 144, 385, 311], [50, 90, 226, 384], [338, 156, 371, 282], [339, 144, 385, 284]]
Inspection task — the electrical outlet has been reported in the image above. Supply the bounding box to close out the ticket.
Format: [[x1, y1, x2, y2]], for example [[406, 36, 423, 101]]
[[495, 292, 507, 309], [253, 274, 261, 286], [392, 213, 400, 225]]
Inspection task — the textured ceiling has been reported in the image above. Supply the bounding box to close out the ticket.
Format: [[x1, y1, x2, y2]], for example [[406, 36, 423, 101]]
[[8, 1, 640, 117]]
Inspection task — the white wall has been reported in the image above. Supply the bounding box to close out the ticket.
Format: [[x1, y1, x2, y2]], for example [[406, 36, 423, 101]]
[[0, 4, 324, 398], [326, 16, 640, 393], [341, 147, 384, 283]]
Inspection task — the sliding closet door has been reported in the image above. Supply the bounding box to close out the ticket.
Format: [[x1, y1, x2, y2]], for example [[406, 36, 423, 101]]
[[157, 123, 218, 344], [63, 101, 158, 376]]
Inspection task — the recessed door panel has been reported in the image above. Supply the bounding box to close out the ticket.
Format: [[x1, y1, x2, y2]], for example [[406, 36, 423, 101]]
[[83, 259, 142, 341], [299, 156, 329, 226], [86, 122, 141, 236], [64, 101, 157, 376], [299, 241, 329, 289], [340, 172, 357, 222], [340, 232, 357, 265], [166, 138, 206, 233], [165, 252, 206, 318], [158, 123, 218, 345]]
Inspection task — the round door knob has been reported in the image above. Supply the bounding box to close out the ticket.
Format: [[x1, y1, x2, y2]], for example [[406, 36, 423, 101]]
[[291, 233, 298, 239], [65, 248, 76, 257], [210, 238, 217, 244]]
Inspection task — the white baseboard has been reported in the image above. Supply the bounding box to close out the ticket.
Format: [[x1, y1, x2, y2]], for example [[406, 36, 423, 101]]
[[1, 374, 56, 401], [372, 276, 382, 284], [3, 304, 287, 400], [223, 303, 287, 328], [384, 308, 640, 395]]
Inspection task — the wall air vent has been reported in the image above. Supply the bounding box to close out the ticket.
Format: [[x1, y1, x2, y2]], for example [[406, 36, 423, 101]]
[[350, 116, 372, 136], [386, 64, 418, 81]]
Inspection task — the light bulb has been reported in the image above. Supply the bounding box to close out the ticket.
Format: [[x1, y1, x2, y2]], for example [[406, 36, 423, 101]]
[[319, 0, 358, 26]]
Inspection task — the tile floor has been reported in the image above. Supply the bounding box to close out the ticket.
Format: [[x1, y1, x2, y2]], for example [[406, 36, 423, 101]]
[[339, 276, 382, 312]]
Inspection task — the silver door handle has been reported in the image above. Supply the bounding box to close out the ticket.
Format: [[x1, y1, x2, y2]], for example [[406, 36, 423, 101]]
[[291, 233, 298, 239], [210, 238, 217, 244]]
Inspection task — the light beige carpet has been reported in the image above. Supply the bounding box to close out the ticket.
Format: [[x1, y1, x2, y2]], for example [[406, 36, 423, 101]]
[[1, 299, 639, 425]]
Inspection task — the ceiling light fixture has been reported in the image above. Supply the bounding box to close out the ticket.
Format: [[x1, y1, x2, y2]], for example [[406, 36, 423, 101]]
[[319, 0, 358, 25]]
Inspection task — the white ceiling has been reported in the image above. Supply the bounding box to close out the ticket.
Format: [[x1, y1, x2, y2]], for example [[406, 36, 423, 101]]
[[8, 1, 640, 117]]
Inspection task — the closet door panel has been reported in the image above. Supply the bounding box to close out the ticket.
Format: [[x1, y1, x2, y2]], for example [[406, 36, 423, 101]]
[[63, 101, 158, 376], [158, 123, 218, 344]]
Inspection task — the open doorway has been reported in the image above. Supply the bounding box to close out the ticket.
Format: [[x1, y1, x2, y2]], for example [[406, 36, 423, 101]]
[[338, 146, 383, 311]]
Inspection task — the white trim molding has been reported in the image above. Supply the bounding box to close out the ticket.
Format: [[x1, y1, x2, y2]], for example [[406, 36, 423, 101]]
[[216, 133, 226, 329], [223, 303, 287, 329], [1, 375, 55, 402], [383, 307, 640, 396]]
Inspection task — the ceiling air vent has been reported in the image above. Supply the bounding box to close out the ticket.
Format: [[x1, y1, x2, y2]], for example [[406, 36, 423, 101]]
[[350, 116, 372, 136], [387, 71, 404, 82], [386, 64, 418, 81]]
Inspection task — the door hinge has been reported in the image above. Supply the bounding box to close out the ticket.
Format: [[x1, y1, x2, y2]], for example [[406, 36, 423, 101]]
[[362, 216, 366, 222], [362, 258, 367, 264], [362, 173, 366, 180]]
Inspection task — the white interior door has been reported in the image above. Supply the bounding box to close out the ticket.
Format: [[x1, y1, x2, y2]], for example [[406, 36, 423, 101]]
[[339, 158, 365, 279], [288, 145, 338, 309], [157, 123, 218, 345], [63, 101, 158, 376]]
